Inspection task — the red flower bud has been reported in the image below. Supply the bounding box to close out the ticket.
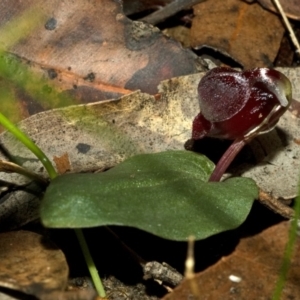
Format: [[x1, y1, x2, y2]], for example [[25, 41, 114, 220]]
[[192, 67, 292, 141]]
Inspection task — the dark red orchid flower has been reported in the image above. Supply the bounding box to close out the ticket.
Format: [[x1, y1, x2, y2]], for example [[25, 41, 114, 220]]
[[192, 67, 292, 181]]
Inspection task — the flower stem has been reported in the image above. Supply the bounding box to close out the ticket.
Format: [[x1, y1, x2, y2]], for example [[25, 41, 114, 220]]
[[0, 112, 57, 180], [75, 229, 106, 298], [209, 138, 246, 182]]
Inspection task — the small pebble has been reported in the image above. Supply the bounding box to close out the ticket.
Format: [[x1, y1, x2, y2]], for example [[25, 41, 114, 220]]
[[229, 274, 242, 283], [45, 18, 57, 30]]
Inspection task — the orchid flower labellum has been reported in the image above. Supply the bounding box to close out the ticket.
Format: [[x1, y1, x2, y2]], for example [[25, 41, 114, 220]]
[[192, 67, 292, 181]]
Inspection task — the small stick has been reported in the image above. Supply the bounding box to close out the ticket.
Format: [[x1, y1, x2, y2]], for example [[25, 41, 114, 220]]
[[139, 0, 205, 25], [184, 236, 201, 299], [184, 236, 195, 279], [0, 159, 48, 185], [258, 189, 294, 219], [272, 0, 300, 55]]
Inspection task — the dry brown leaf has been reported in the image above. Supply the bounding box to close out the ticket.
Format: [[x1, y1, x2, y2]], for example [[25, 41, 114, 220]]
[[162, 221, 300, 300], [0, 230, 68, 298], [0, 0, 198, 118], [191, 0, 284, 68]]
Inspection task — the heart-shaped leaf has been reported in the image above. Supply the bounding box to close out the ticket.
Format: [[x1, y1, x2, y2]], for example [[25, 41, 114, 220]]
[[40, 151, 258, 241]]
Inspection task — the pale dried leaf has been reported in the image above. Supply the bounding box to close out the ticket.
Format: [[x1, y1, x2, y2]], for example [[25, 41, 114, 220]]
[[1, 67, 300, 228], [0, 73, 202, 228]]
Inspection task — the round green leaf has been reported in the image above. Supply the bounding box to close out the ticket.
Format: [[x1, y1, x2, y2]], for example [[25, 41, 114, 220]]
[[40, 151, 258, 241]]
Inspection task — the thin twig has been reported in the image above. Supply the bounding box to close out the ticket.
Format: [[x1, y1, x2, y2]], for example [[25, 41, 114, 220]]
[[105, 226, 146, 266], [0, 159, 48, 185], [139, 0, 206, 25], [184, 236, 201, 300], [184, 236, 195, 279], [272, 0, 300, 55], [258, 189, 294, 219]]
